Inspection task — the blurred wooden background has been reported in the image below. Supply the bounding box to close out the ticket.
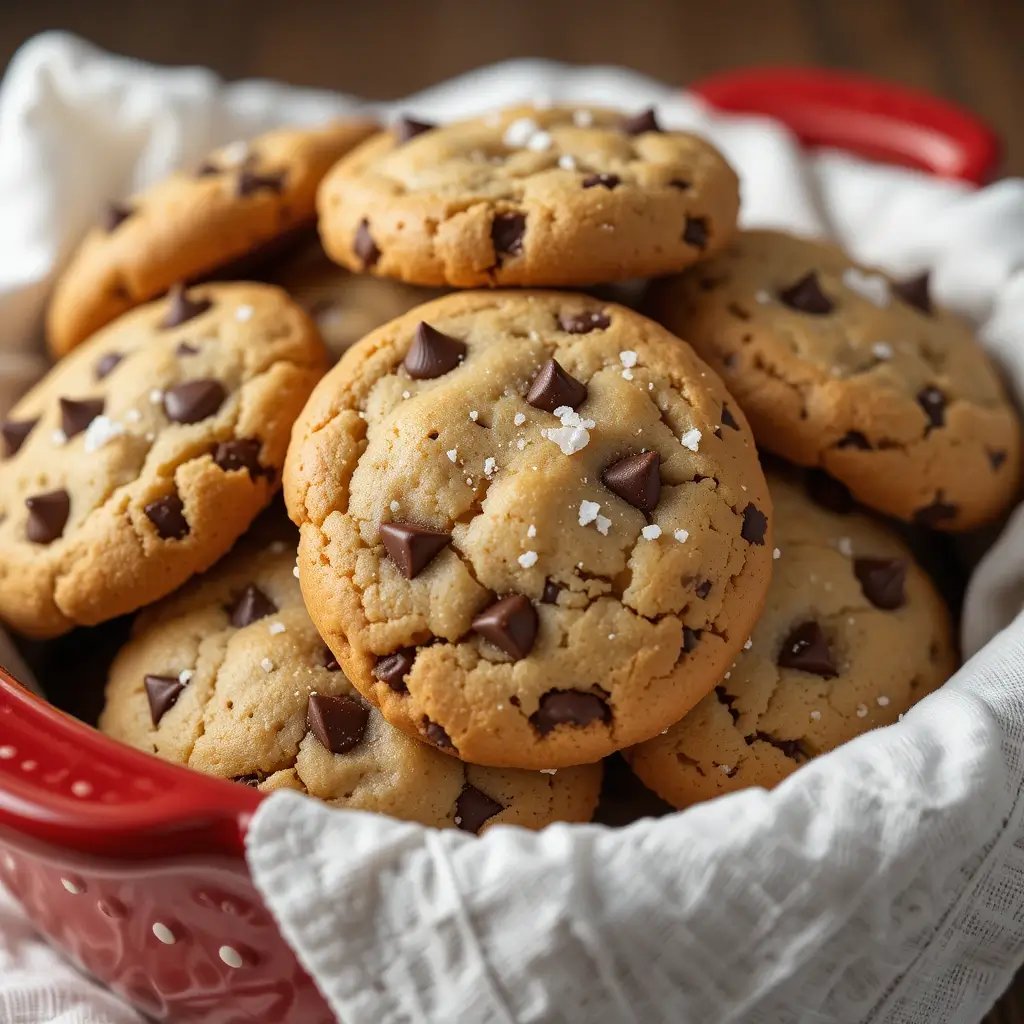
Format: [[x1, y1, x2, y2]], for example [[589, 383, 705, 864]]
[[2, 0, 1024, 1020]]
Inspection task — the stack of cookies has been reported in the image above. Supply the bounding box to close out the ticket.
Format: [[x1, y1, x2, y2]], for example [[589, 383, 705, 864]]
[[2, 103, 1018, 832]]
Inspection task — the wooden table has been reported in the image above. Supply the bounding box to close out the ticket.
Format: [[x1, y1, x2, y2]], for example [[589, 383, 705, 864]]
[[2, 0, 1023, 1020]]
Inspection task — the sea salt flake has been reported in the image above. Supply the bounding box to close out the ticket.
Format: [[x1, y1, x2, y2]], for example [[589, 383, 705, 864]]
[[877, 695, 890, 707], [619, 351, 639, 368], [674, 529, 690, 543], [621, 369, 634, 380], [527, 130, 553, 152], [518, 551, 539, 568], [544, 406, 595, 456], [402, 390, 411, 399], [390, 500, 400, 512], [572, 110, 594, 127], [641, 524, 662, 540], [558, 154, 577, 170], [261, 658, 274, 673], [856, 704, 869, 718], [517, 438, 527, 450], [843, 267, 890, 307], [595, 515, 611, 536], [680, 428, 702, 452], [719, 764, 733, 775], [178, 669, 194, 685], [469, 410, 479, 421], [527, 524, 537, 538], [743, 638, 753, 650], [872, 342, 893, 360], [84, 415, 125, 452], [836, 537, 854, 557], [484, 457, 497, 477], [503, 117, 541, 147], [579, 500, 601, 526], [446, 448, 459, 463], [235, 305, 254, 322], [773, 547, 781, 559], [810, 710, 822, 721], [514, 412, 526, 426], [269, 622, 287, 635]]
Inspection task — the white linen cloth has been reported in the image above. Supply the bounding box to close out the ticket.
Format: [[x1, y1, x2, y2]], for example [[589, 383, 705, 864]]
[[3, 30, 1024, 1024]]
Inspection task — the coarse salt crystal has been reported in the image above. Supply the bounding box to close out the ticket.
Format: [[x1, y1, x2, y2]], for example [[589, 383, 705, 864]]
[[619, 351, 638, 368], [83, 415, 125, 452], [261, 658, 274, 673], [595, 515, 611, 536], [503, 117, 541, 147], [810, 710, 822, 721], [514, 412, 526, 426], [527, 130, 553, 152], [622, 369, 634, 380], [842, 267, 890, 307], [446, 448, 459, 463], [178, 669, 194, 685], [579, 500, 601, 526], [680, 428, 701, 451], [674, 529, 689, 543], [469, 410, 479, 421], [268, 622, 286, 635], [402, 390, 411, 399], [719, 764, 733, 775], [837, 537, 854, 557], [527, 524, 537, 538], [558, 154, 577, 170], [516, 438, 527, 450], [390, 500, 400, 512], [518, 551, 538, 568], [641, 524, 662, 540], [484, 457, 497, 477], [773, 548, 781, 559], [877, 695, 890, 707], [543, 406, 595, 456], [235, 305, 254, 322], [872, 342, 893, 360], [743, 638, 753, 649], [856, 704, 869, 718]]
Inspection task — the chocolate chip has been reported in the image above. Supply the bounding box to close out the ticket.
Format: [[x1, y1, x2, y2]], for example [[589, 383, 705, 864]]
[[322, 646, 341, 672], [472, 594, 538, 660], [740, 503, 767, 545], [682, 626, 702, 653], [379, 522, 452, 579], [95, 352, 123, 380], [145, 494, 189, 540], [25, 490, 70, 544], [163, 379, 225, 424], [894, 272, 932, 315], [423, 718, 455, 751], [917, 387, 946, 429], [805, 470, 855, 514], [491, 212, 526, 258], [837, 431, 871, 450], [913, 495, 958, 528], [720, 404, 740, 431], [145, 674, 187, 726], [582, 173, 620, 189], [853, 558, 907, 610], [621, 108, 661, 135], [714, 686, 740, 724], [161, 284, 213, 329], [777, 622, 837, 677], [306, 693, 369, 755], [394, 116, 434, 143], [213, 439, 263, 478], [779, 272, 834, 315], [354, 219, 380, 268], [175, 342, 199, 357], [374, 648, 416, 692], [988, 449, 1008, 470], [103, 202, 133, 233], [59, 398, 104, 440], [2, 418, 37, 457], [695, 579, 712, 599], [683, 217, 708, 249], [227, 584, 277, 628], [558, 311, 611, 334], [527, 359, 588, 413], [530, 690, 611, 735], [602, 451, 661, 513], [455, 785, 504, 834], [236, 168, 286, 197], [541, 578, 563, 604], [404, 322, 466, 380]]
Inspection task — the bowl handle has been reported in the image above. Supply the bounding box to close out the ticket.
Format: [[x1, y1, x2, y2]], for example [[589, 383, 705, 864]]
[[0, 668, 259, 858], [689, 66, 1000, 185]]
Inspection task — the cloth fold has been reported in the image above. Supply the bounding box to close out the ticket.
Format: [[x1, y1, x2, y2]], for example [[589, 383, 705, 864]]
[[3, 30, 1024, 1024]]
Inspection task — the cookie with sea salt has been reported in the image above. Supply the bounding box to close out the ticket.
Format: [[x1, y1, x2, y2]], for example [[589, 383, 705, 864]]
[[0, 283, 325, 638], [651, 229, 1021, 530], [99, 532, 602, 831], [47, 119, 378, 355], [284, 290, 773, 769], [625, 473, 956, 809], [317, 105, 739, 288]]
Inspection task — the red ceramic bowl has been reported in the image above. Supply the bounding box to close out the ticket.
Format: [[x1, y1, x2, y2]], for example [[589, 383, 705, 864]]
[[0, 68, 999, 1024]]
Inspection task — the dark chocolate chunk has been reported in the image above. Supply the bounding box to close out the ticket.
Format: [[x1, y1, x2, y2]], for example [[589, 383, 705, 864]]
[[621, 108, 661, 135], [917, 387, 946, 429], [404, 322, 466, 379], [25, 490, 70, 544], [558, 311, 610, 334], [454, 785, 504, 834], [491, 212, 526, 258], [227, 583, 277, 628], [541, 578, 563, 604], [683, 217, 708, 249], [354, 219, 380, 268], [161, 284, 213, 329], [423, 718, 455, 751], [213, 439, 263, 478], [740, 503, 767, 545], [394, 116, 435, 143], [777, 622, 837, 677], [374, 648, 416, 693], [526, 359, 588, 413], [144, 494, 189, 540], [379, 522, 451, 579], [104, 202, 133, 233], [894, 272, 932, 315], [530, 690, 611, 735], [144, 674, 187, 726], [163, 379, 225, 424], [59, 398, 104, 439], [1, 418, 37, 457], [472, 595, 538, 660], [602, 451, 661, 513], [582, 173, 620, 190], [95, 352, 123, 379], [853, 558, 907, 610], [306, 693, 369, 754], [779, 272, 833, 315]]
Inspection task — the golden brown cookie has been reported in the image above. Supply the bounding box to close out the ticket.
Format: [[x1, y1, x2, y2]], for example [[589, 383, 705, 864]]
[[317, 106, 739, 288], [0, 283, 325, 638], [625, 472, 957, 809], [99, 531, 602, 832], [652, 229, 1021, 530], [284, 290, 774, 769], [47, 120, 378, 356]]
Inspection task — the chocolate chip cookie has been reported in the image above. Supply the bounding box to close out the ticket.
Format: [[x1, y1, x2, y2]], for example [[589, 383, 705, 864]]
[[652, 229, 1021, 530], [625, 472, 956, 809], [0, 283, 325, 638], [284, 290, 773, 769], [317, 105, 740, 289], [99, 529, 603, 831], [47, 120, 379, 356]]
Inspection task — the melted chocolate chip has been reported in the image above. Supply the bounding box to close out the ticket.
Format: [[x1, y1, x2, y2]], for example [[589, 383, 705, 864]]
[[374, 648, 416, 692], [145, 494, 189, 540], [423, 718, 455, 751], [777, 622, 837, 678], [379, 522, 452, 579], [25, 490, 70, 544], [582, 173, 620, 190], [354, 219, 380, 268], [404, 322, 466, 379], [59, 398, 104, 439], [1, 418, 37, 457], [95, 352, 123, 380], [894, 272, 932, 315], [394, 116, 435, 143], [779, 272, 833, 315], [853, 558, 907, 610], [558, 311, 611, 334], [236, 168, 286, 197], [720, 404, 740, 431], [530, 690, 611, 735], [526, 359, 588, 413], [541, 579, 563, 604], [621, 108, 661, 135], [683, 217, 708, 249], [491, 212, 526, 259], [682, 626, 702, 653], [213, 439, 263, 478], [740, 503, 767, 545], [472, 595, 538, 660], [455, 785, 504, 834], [227, 584, 277, 628], [103, 202, 133, 233], [601, 451, 661, 514], [161, 284, 213, 329], [805, 469, 854, 514], [917, 387, 946, 429], [913, 496, 958, 528], [145, 674, 187, 726], [306, 693, 369, 754], [163, 379, 226, 424]]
